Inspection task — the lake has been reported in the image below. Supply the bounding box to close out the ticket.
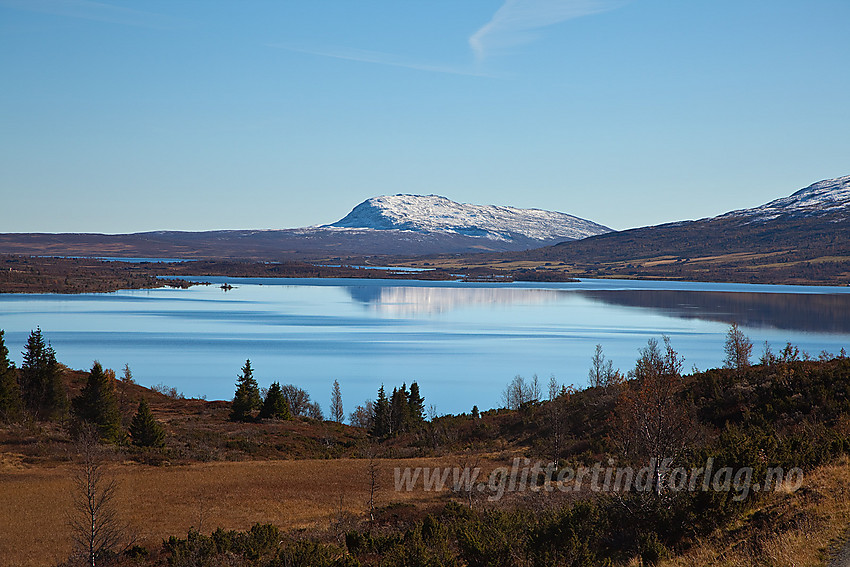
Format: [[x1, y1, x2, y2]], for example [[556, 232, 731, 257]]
[[1, 277, 849, 415]]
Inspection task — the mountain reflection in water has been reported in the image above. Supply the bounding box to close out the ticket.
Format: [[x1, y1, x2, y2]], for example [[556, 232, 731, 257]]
[[576, 290, 850, 334], [346, 285, 557, 315], [347, 285, 850, 334]]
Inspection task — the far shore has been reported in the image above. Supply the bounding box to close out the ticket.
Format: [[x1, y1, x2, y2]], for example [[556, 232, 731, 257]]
[[2, 252, 847, 295], [0, 254, 577, 294]]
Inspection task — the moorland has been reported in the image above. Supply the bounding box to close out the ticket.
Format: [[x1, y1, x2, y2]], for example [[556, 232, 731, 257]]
[[2, 325, 850, 566]]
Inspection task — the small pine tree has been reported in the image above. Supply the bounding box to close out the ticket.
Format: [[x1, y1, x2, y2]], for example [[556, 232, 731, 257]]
[[0, 330, 22, 422], [371, 385, 390, 437], [19, 328, 67, 420], [259, 382, 290, 420], [129, 399, 166, 448], [407, 382, 424, 425], [389, 385, 410, 434], [118, 363, 134, 420], [230, 359, 261, 422], [330, 379, 344, 423], [72, 361, 122, 443]]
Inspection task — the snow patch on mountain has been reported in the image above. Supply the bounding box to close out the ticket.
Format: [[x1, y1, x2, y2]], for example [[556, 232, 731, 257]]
[[325, 194, 611, 242], [719, 175, 850, 222]]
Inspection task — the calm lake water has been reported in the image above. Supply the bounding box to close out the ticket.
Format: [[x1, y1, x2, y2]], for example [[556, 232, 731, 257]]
[[2, 278, 850, 415]]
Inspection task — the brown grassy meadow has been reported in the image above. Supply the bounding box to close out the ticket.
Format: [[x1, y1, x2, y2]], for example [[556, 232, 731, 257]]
[[5, 454, 850, 566], [660, 456, 850, 567], [0, 456, 473, 567]]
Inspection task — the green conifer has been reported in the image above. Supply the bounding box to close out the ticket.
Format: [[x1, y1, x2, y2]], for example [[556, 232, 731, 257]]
[[19, 328, 67, 420], [408, 381, 425, 425], [230, 359, 261, 421], [390, 385, 410, 434], [72, 361, 122, 442], [0, 330, 22, 422], [259, 382, 291, 420], [330, 379, 344, 423], [129, 398, 166, 448], [371, 385, 390, 437]]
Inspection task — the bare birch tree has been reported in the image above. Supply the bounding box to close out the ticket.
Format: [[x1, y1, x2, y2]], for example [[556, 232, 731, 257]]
[[366, 447, 380, 528], [589, 344, 622, 389], [502, 375, 541, 410], [68, 428, 129, 567], [614, 337, 693, 497], [723, 322, 753, 371]]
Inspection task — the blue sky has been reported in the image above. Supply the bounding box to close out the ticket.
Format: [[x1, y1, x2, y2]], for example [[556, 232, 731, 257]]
[[1, 0, 848, 233]]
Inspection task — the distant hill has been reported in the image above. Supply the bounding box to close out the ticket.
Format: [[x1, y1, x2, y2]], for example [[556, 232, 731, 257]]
[[717, 175, 850, 222], [0, 195, 610, 260], [327, 194, 611, 242], [3, 178, 848, 285], [448, 175, 850, 285]]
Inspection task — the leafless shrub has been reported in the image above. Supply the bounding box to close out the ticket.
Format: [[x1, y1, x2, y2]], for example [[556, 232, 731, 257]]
[[349, 400, 374, 429], [723, 322, 753, 370], [67, 427, 132, 566], [502, 374, 541, 410], [589, 344, 623, 389], [151, 383, 183, 400]]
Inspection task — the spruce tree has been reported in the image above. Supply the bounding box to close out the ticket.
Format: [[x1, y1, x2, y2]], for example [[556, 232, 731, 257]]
[[19, 328, 46, 413], [118, 363, 134, 420], [407, 382, 424, 426], [371, 385, 390, 437], [129, 398, 166, 448], [0, 330, 22, 422], [389, 384, 410, 434], [230, 359, 261, 421], [72, 361, 122, 442], [20, 328, 67, 420], [259, 382, 290, 420], [330, 379, 344, 423]]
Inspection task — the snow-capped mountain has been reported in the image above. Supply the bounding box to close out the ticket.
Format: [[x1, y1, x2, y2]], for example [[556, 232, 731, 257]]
[[326, 194, 611, 243], [0, 194, 613, 259], [514, 174, 850, 286], [719, 175, 850, 222], [2, 177, 848, 270]]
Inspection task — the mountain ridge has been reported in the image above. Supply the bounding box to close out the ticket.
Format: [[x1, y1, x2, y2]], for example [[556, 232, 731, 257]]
[[717, 174, 850, 223], [1, 176, 848, 286], [326, 194, 611, 242], [0, 194, 609, 259], [446, 174, 850, 285]]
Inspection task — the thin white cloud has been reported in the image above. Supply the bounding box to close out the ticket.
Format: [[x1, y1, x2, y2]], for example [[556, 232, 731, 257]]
[[470, 0, 624, 60], [0, 0, 182, 30], [270, 2, 624, 77], [269, 43, 501, 78]]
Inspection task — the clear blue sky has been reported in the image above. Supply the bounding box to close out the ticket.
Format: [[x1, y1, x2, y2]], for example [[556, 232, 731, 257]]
[[2, 0, 848, 233]]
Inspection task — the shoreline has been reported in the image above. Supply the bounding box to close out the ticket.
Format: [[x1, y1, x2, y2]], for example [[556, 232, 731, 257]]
[[0, 254, 578, 294], [2, 253, 847, 294]]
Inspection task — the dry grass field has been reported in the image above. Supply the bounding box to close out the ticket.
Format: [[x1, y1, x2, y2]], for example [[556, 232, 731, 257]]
[[0, 455, 470, 567], [660, 456, 850, 567], [394, 251, 850, 286], [4, 453, 850, 566]]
